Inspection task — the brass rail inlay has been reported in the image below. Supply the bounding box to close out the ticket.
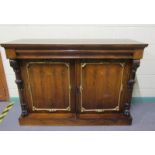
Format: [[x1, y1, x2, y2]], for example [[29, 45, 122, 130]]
[[26, 61, 71, 112], [80, 62, 125, 112]]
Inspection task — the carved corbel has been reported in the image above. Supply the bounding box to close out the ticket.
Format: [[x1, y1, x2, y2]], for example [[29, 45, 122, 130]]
[[123, 60, 140, 116], [10, 59, 28, 117], [128, 60, 140, 89]]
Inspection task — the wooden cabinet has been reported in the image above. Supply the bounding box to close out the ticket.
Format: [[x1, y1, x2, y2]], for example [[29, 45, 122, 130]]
[[1, 39, 148, 125]]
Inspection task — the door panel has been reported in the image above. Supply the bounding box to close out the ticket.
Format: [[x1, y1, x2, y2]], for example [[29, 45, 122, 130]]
[[0, 53, 9, 101], [80, 62, 125, 113], [27, 62, 71, 112]]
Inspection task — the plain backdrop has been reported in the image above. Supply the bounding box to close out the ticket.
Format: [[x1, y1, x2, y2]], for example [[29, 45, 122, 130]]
[[0, 24, 155, 98]]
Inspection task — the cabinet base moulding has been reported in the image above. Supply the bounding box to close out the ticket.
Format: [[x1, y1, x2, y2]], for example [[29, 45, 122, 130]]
[[19, 113, 132, 125]]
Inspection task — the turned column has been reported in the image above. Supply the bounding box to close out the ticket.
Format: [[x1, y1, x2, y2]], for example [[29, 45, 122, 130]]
[[10, 59, 28, 117]]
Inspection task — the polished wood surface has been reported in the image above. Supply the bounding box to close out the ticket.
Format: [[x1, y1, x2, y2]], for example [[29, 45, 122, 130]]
[[1, 39, 148, 125], [1, 39, 147, 44], [0, 53, 9, 101], [2, 39, 148, 49], [19, 113, 132, 125], [28, 62, 70, 110], [80, 62, 124, 112]]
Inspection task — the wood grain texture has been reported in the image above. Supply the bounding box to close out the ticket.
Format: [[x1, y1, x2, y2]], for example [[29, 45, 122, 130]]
[[80, 62, 124, 112], [5, 49, 16, 59], [27, 62, 71, 111], [2, 39, 148, 125], [0, 53, 9, 101], [19, 113, 132, 125], [10, 49, 135, 59]]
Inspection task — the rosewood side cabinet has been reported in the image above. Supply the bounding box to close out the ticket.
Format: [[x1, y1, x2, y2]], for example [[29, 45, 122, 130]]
[[1, 39, 148, 125]]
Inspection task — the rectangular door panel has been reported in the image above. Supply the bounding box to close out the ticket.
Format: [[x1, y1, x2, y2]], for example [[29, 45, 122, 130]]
[[27, 62, 71, 112], [80, 62, 125, 113]]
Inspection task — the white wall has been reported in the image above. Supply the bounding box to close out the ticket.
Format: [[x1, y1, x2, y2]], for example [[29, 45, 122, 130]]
[[0, 24, 155, 97]]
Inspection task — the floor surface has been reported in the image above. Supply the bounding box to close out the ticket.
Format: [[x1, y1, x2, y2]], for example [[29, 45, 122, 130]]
[[0, 102, 155, 131]]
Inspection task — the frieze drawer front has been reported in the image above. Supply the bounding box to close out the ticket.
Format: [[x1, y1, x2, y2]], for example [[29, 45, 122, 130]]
[[1, 39, 148, 125]]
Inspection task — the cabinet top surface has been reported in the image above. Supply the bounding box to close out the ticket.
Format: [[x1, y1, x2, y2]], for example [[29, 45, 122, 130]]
[[1, 39, 148, 49]]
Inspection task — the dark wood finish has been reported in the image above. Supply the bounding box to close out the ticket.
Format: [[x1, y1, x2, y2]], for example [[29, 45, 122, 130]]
[[9, 60, 28, 116], [0, 53, 9, 101], [123, 60, 140, 116], [80, 62, 124, 111], [19, 113, 132, 125], [28, 62, 70, 110], [1, 39, 148, 125], [1, 39, 148, 49]]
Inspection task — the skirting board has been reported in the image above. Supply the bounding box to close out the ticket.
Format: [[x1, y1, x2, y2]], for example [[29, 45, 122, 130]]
[[10, 97, 155, 104]]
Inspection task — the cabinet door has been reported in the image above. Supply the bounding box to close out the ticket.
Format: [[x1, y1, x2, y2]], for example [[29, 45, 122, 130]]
[[78, 61, 126, 113], [25, 61, 74, 113]]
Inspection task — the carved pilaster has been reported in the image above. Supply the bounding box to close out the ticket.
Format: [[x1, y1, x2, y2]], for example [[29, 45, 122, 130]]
[[128, 60, 140, 89], [123, 60, 140, 116], [123, 102, 130, 116], [10, 60, 28, 117]]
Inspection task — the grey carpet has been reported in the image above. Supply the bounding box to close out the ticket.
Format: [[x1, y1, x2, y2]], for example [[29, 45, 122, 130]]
[[0, 102, 9, 114], [0, 102, 155, 131]]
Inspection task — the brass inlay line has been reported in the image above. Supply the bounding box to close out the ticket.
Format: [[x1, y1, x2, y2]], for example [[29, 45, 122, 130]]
[[26, 61, 71, 112], [80, 62, 125, 113], [32, 106, 71, 112]]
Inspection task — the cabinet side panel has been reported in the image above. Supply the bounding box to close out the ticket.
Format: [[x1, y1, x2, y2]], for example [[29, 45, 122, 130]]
[[119, 62, 132, 111]]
